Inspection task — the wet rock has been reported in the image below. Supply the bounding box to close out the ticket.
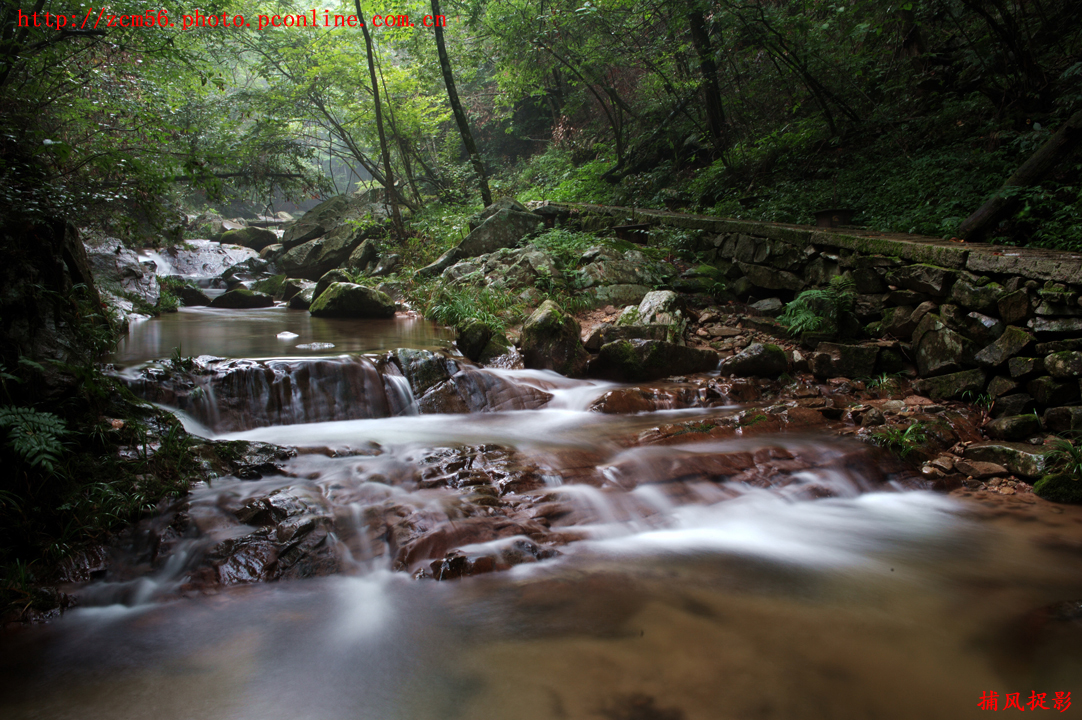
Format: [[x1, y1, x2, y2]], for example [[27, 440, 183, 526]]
[[85, 240, 160, 308], [974, 326, 1034, 367], [309, 282, 395, 319], [590, 339, 719, 382], [736, 262, 804, 291], [985, 414, 1041, 441], [288, 286, 316, 310], [885, 264, 955, 296], [880, 305, 916, 339], [393, 349, 453, 397], [1032, 473, 1082, 504], [940, 305, 1003, 345], [810, 342, 877, 379], [912, 368, 986, 401], [198, 439, 298, 480], [457, 319, 493, 362], [219, 227, 278, 252], [281, 196, 351, 248], [953, 460, 1008, 478], [997, 289, 1031, 325], [175, 284, 211, 306], [313, 269, 352, 301], [346, 238, 380, 273], [1044, 406, 1082, 433], [635, 290, 684, 325], [861, 407, 885, 427], [417, 366, 552, 414], [209, 288, 274, 309], [1045, 351, 1082, 379], [521, 300, 589, 377], [719, 342, 787, 378], [964, 441, 1048, 478]]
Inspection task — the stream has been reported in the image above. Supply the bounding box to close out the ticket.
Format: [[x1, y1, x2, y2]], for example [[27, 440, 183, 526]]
[[2, 305, 1081, 720]]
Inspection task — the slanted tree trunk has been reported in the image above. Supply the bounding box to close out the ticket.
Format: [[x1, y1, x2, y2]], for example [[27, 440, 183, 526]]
[[958, 110, 1082, 242], [430, 0, 492, 207], [354, 0, 404, 238]]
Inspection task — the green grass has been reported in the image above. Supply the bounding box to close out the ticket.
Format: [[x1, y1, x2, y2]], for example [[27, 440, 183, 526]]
[[870, 421, 928, 459]]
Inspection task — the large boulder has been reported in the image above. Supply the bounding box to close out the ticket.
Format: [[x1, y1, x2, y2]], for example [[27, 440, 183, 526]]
[[219, 227, 278, 252], [719, 343, 788, 378], [418, 206, 542, 278], [520, 300, 589, 377], [589, 339, 718, 382], [279, 229, 364, 280], [912, 314, 975, 376], [1045, 351, 1082, 379], [1032, 474, 1082, 504], [963, 441, 1048, 478], [912, 368, 986, 400], [209, 288, 274, 309], [313, 269, 353, 302], [974, 326, 1034, 367], [281, 196, 351, 249], [85, 240, 160, 308], [309, 282, 395, 318]]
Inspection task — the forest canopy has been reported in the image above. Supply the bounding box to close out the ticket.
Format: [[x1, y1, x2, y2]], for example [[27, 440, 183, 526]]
[[1, 0, 1081, 247]]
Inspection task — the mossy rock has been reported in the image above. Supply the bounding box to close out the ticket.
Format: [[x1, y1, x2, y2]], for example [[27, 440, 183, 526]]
[[520, 299, 589, 377], [209, 288, 274, 309], [478, 333, 512, 364], [309, 282, 395, 319], [219, 227, 278, 252], [457, 319, 494, 362], [1032, 473, 1082, 504], [252, 273, 287, 298], [589, 339, 719, 382]]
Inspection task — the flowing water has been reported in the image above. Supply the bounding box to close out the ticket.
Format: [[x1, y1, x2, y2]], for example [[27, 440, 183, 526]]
[[3, 306, 1082, 720]]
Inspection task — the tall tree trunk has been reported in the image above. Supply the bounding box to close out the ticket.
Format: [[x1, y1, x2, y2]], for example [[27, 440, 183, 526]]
[[430, 0, 492, 207], [958, 110, 1082, 242], [354, 0, 404, 238], [687, 7, 728, 154]]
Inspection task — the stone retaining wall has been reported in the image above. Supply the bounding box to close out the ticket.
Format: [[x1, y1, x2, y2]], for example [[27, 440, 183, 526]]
[[538, 202, 1082, 428]]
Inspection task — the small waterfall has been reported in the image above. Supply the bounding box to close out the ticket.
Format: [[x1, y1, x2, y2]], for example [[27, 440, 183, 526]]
[[139, 249, 176, 276]]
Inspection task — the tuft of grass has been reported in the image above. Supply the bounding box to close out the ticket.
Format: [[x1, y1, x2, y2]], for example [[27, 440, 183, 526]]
[[870, 421, 927, 459], [1043, 436, 1082, 479]]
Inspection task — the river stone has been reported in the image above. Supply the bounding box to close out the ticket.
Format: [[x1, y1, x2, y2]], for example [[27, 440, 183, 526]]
[[1045, 351, 1082, 379], [313, 269, 352, 302], [953, 460, 1009, 478], [885, 264, 955, 296], [974, 326, 1033, 368], [912, 368, 986, 401], [520, 300, 589, 377], [1044, 407, 1082, 433], [1032, 474, 1082, 504], [175, 284, 211, 306], [963, 441, 1048, 478], [1008, 356, 1044, 378], [590, 339, 718, 382], [394, 349, 452, 397], [949, 277, 1001, 312], [984, 414, 1041, 441], [584, 323, 669, 351], [457, 320, 493, 363], [720, 343, 788, 378], [1027, 376, 1080, 406], [636, 290, 684, 325], [209, 288, 274, 309], [288, 286, 316, 310], [809, 342, 877, 379], [219, 227, 278, 252], [309, 282, 395, 319]]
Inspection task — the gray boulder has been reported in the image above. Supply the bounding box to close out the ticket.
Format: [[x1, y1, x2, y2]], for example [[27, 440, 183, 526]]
[[720, 343, 788, 378], [209, 288, 274, 309], [520, 300, 589, 377], [309, 282, 395, 319], [219, 227, 278, 252]]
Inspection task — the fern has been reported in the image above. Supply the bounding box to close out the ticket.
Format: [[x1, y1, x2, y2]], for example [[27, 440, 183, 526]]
[[0, 406, 69, 473], [778, 275, 856, 336]]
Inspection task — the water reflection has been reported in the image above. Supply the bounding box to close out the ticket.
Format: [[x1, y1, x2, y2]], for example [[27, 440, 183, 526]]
[[111, 307, 455, 367]]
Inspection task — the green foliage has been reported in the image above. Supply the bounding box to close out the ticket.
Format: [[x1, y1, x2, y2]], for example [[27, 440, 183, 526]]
[[0, 407, 68, 473], [528, 228, 599, 269], [778, 275, 856, 336], [870, 421, 928, 459], [169, 346, 196, 372], [1043, 436, 1082, 480], [416, 284, 525, 333]]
